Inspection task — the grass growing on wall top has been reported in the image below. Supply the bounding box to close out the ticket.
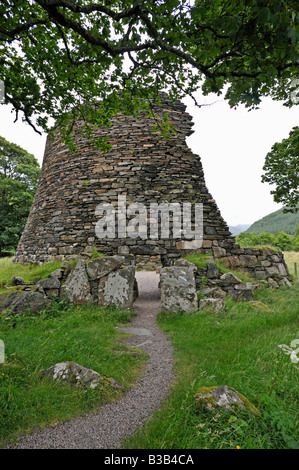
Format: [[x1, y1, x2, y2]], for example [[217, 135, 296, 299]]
[[184, 253, 254, 282], [0, 257, 62, 293]]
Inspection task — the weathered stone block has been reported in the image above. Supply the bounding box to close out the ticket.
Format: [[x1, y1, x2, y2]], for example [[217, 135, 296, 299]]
[[220, 273, 242, 284], [221, 256, 241, 268], [174, 259, 197, 271], [118, 245, 130, 255], [0, 290, 51, 315], [271, 254, 282, 262], [276, 263, 287, 276], [86, 255, 125, 280], [266, 266, 279, 276], [260, 260, 272, 267], [212, 246, 226, 258], [254, 270, 267, 280], [61, 259, 93, 304], [11, 276, 25, 286], [279, 277, 292, 287], [160, 266, 198, 313], [201, 240, 213, 249], [239, 255, 257, 267], [36, 277, 61, 290], [98, 265, 135, 309], [230, 283, 255, 301], [206, 263, 220, 279]]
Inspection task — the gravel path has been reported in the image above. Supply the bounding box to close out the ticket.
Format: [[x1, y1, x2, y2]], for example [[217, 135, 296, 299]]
[[9, 271, 174, 449]]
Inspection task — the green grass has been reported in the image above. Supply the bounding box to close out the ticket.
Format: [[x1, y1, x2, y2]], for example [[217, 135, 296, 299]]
[[184, 253, 213, 269], [90, 247, 105, 259], [0, 257, 147, 448], [1, 256, 298, 449], [184, 253, 254, 282], [0, 257, 62, 293], [283, 251, 299, 276], [245, 244, 281, 252], [0, 301, 147, 447], [123, 280, 299, 449]]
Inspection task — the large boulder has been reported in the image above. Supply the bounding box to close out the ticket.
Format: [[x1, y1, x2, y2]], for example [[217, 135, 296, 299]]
[[86, 255, 125, 280], [98, 265, 135, 309], [195, 385, 260, 417], [61, 259, 93, 304], [160, 266, 198, 313], [41, 361, 121, 389], [0, 290, 51, 315]]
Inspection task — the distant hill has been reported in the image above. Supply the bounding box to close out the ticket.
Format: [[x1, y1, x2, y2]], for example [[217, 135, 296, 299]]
[[229, 224, 251, 236], [245, 208, 299, 235]]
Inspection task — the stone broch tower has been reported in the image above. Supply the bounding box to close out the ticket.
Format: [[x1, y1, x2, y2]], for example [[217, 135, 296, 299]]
[[14, 95, 236, 265]]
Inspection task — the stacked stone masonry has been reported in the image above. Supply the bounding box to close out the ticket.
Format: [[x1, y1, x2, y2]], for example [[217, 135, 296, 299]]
[[210, 244, 291, 287], [13, 95, 291, 287], [1, 250, 291, 319], [0, 256, 137, 314], [14, 95, 234, 265]]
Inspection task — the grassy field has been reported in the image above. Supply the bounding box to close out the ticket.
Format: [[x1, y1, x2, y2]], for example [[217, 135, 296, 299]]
[[123, 256, 299, 449], [0, 258, 147, 448], [0, 255, 298, 449], [283, 251, 299, 276], [0, 257, 62, 293]]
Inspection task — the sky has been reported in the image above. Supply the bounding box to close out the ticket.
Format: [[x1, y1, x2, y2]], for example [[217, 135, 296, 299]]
[[0, 93, 298, 227]]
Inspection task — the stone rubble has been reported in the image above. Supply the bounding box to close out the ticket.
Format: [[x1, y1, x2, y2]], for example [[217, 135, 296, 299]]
[[1, 248, 293, 316], [0, 255, 136, 315]]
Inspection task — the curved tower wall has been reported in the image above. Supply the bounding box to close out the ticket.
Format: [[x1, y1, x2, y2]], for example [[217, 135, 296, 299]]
[[14, 96, 234, 264]]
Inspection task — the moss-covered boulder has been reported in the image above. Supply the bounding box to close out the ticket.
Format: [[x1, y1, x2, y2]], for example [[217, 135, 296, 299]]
[[195, 385, 260, 417], [41, 361, 121, 390], [0, 290, 51, 315]]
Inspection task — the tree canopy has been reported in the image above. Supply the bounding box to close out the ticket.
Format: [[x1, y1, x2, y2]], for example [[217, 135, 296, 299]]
[[0, 136, 40, 254], [0, 0, 298, 141], [0, 0, 298, 210], [236, 230, 299, 251], [262, 126, 299, 212]]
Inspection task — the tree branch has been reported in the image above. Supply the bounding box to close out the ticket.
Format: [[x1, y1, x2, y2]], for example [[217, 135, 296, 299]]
[[37, 0, 142, 21], [0, 18, 48, 39]]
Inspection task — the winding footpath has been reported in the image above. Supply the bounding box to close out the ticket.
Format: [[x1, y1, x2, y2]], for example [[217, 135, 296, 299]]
[[9, 271, 174, 449]]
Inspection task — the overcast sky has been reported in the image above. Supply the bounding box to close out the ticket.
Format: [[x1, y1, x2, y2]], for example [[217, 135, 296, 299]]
[[0, 94, 298, 226]]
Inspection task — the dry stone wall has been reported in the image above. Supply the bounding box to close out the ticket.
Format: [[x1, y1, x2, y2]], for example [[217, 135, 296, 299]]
[[211, 244, 291, 287], [14, 95, 234, 265], [13, 94, 291, 287]]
